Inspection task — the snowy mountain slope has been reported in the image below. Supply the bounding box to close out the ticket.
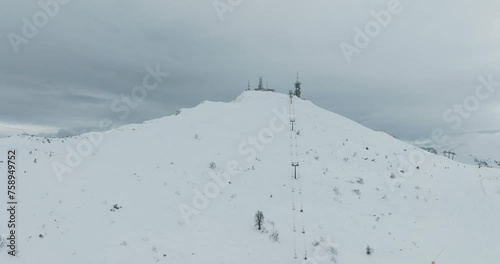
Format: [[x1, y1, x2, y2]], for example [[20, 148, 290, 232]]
[[0, 91, 499, 264]]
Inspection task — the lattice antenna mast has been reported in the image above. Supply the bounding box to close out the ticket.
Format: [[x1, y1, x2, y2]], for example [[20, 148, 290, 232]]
[[258, 77, 264, 90], [294, 72, 302, 98]]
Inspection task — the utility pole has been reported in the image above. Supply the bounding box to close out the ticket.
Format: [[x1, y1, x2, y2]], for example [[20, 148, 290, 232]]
[[290, 118, 295, 131], [292, 162, 299, 179]]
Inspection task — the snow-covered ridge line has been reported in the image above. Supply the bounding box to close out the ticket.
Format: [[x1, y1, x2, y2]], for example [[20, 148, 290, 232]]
[[0, 91, 499, 264]]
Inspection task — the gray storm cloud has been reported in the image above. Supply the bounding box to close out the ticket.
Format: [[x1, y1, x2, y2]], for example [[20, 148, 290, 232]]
[[0, 0, 499, 140]]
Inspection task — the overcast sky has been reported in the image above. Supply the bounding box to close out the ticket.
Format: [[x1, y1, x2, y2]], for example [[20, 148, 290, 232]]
[[1, 0, 499, 140]]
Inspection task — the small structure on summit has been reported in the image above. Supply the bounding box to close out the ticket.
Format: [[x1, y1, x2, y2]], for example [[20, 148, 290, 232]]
[[254, 77, 275, 92]]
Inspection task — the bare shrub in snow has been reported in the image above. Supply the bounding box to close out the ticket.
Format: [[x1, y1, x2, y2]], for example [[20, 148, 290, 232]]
[[267, 220, 280, 242], [366, 245, 373, 255], [269, 230, 280, 242], [356, 177, 364, 184], [333, 186, 341, 196], [209, 162, 216, 169], [311, 236, 339, 263], [474, 158, 490, 168], [327, 245, 339, 255]]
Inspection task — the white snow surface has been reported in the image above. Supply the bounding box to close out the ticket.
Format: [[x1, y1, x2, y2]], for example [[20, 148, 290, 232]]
[[0, 91, 499, 264]]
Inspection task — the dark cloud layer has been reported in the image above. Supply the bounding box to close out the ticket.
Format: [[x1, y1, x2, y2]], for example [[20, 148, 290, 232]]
[[1, 0, 499, 139]]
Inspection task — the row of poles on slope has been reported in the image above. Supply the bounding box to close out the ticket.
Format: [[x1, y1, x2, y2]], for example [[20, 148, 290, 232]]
[[287, 97, 444, 264], [288, 95, 309, 263]]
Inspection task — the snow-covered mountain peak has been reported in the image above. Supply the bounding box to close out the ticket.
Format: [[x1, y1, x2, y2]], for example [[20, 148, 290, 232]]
[[0, 91, 499, 264]]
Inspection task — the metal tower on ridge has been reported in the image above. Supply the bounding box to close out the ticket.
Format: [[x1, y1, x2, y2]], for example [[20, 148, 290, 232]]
[[294, 72, 302, 98], [254, 76, 275, 92], [258, 77, 264, 90]]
